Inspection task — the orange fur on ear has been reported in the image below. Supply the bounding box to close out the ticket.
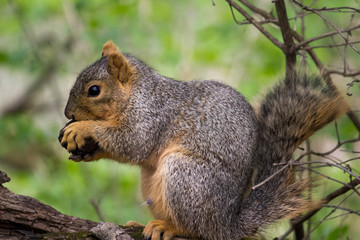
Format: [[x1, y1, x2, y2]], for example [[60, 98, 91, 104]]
[[108, 53, 135, 83], [102, 40, 119, 57]]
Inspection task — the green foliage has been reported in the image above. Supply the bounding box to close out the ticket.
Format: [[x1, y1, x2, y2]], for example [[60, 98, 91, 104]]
[[0, 114, 54, 170], [0, 114, 148, 224]]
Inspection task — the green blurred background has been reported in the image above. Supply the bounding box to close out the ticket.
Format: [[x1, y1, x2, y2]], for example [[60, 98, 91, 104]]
[[0, 0, 359, 239]]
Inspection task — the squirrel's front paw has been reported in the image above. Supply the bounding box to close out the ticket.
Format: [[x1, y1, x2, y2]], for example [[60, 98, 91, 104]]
[[143, 220, 185, 240], [59, 121, 101, 161]]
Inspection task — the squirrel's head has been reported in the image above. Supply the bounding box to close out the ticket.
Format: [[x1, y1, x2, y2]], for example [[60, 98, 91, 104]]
[[64, 41, 137, 122]]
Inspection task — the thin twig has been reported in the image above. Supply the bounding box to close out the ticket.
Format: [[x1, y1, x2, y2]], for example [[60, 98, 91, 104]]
[[312, 11, 360, 55], [303, 185, 358, 238], [252, 163, 290, 190], [300, 40, 360, 50], [236, 0, 275, 20], [323, 204, 360, 216], [346, 79, 360, 96], [295, 137, 360, 162], [327, 70, 360, 77], [291, 0, 360, 54], [277, 178, 360, 240], [291, 0, 360, 14], [226, 0, 284, 50], [234, 19, 278, 25], [310, 211, 359, 223], [90, 198, 105, 222], [299, 166, 360, 197]]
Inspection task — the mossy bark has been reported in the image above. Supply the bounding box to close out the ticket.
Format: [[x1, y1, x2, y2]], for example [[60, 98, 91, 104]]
[[0, 170, 141, 240]]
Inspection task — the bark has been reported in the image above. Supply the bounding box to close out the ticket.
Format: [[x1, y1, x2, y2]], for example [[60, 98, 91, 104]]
[[0, 170, 143, 240]]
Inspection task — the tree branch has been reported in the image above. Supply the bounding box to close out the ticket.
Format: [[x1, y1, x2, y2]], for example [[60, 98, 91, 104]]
[[236, 0, 276, 20], [226, 0, 284, 50], [229, 0, 360, 133], [274, 0, 297, 80], [0, 170, 142, 240], [291, 0, 360, 55], [297, 23, 360, 49]]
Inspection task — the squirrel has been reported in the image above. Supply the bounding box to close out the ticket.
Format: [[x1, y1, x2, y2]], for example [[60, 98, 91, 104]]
[[58, 41, 348, 240]]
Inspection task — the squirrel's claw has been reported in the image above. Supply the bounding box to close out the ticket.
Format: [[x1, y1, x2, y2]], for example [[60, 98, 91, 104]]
[[73, 150, 101, 162], [61, 122, 90, 151], [68, 154, 83, 161], [58, 120, 75, 144], [68, 151, 100, 162], [59, 121, 103, 162], [143, 220, 184, 240]]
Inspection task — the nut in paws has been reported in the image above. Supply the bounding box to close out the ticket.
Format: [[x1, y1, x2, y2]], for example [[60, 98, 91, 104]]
[[58, 121, 101, 161]]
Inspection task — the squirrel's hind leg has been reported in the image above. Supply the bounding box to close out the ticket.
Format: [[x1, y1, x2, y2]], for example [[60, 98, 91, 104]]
[[140, 149, 192, 240], [160, 151, 237, 240], [141, 146, 239, 239]]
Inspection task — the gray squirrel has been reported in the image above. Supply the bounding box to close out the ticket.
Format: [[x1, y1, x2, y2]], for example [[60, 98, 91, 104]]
[[59, 41, 348, 240]]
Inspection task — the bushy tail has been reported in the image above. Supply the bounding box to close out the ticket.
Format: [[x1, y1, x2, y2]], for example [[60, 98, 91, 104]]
[[238, 75, 349, 237]]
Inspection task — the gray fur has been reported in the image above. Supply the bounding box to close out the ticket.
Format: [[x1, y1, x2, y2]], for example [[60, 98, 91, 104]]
[[66, 54, 347, 239]]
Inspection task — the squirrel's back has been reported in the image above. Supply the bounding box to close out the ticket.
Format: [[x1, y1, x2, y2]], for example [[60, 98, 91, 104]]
[[167, 80, 258, 168], [124, 54, 259, 174]]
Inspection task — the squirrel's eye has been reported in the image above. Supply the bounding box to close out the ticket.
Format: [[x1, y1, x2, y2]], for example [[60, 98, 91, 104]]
[[88, 85, 101, 97]]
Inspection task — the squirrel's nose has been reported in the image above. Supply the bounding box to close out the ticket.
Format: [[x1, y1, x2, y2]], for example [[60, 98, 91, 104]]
[[64, 102, 74, 120], [65, 111, 75, 121]]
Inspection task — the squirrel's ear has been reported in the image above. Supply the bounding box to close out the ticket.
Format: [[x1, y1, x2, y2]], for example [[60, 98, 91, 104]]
[[107, 53, 135, 83], [102, 41, 119, 57]]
